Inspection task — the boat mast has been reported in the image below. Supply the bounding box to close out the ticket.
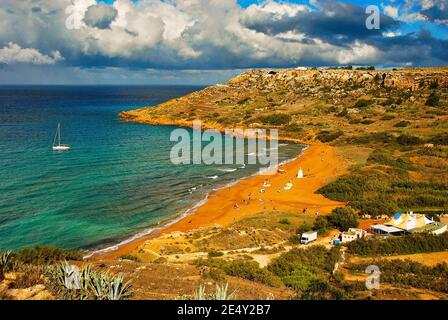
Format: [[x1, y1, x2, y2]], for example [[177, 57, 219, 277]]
[[58, 123, 61, 146]]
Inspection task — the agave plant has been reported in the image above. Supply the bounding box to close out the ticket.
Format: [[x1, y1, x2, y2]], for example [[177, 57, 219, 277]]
[[0, 251, 12, 270], [0, 251, 12, 281], [192, 283, 237, 300], [193, 284, 207, 300], [87, 271, 111, 300], [108, 274, 132, 300], [211, 283, 237, 300]]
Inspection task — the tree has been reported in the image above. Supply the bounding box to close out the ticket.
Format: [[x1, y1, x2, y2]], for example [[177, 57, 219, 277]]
[[328, 207, 359, 231], [313, 216, 328, 235]]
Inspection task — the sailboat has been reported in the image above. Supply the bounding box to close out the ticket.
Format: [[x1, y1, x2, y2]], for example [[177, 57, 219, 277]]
[[52, 123, 71, 151]]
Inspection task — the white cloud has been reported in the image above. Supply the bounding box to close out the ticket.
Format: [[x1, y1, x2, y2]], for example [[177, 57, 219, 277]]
[[384, 5, 399, 18], [0, 42, 63, 65]]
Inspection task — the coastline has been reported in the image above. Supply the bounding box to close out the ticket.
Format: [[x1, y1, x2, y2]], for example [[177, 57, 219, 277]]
[[91, 139, 347, 260]]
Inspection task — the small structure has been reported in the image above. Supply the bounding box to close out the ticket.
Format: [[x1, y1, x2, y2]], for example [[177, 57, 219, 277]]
[[297, 167, 304, 179], [371, 213, 447, 236], [336, 228, 367, 243]]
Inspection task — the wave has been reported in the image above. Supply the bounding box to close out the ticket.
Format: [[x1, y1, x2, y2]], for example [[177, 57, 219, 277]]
[[85, 143, 309, 259], [218, 168, 237, 173], [85, 194, 210, 258]]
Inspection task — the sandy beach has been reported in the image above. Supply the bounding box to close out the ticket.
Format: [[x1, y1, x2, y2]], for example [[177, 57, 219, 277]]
[[94, 142, 347, 260]]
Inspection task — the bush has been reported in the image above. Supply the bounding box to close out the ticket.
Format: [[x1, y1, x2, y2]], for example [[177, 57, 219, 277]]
[[196, 259, 282, 287], [313, 216, 328, 235], [268, 246, 340, 277], [347, 233, 448, 256], [258, 113, 292, 126], [208, 251, 224, 258], [394, 120, 411, 128], [397, 134, 422, 146], [223, 260, 282, 287], [328, 207, 359, 231], [282, 266, 317, 292], [430, 133, 448, 145], [12, 246, 83, 265], [316, 130, 344, 143], [348, 259, 448, 293], [426, 92, 440, 107], [354, 99, 373, 109], [381, 114, 396, 120]]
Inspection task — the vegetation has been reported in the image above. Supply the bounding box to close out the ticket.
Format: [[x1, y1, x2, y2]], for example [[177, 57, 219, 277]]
[[316, 130, 344, 143], [328, 207, 359, 231], [192, 283, 237, 300], [195, 259, 282, 287], [47, 263, 132, 300], [11, 246, 83, 266], [258, 113, 292, 126], [349, 259, 448, 293], [347, 233, 448, 256]]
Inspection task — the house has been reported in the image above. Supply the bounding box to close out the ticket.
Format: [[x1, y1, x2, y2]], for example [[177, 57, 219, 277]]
[[336, 228, 367, 244], [371, 213, 447, 236]]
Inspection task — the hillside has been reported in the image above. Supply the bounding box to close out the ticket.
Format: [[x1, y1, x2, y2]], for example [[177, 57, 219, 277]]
[[121, 67, 448, 217]]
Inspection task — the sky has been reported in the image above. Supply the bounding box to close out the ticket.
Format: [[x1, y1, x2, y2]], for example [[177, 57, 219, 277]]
[[0, 0, 447, 85]]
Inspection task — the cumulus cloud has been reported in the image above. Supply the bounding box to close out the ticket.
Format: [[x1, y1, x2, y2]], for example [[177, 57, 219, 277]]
[[0, 42, 63, 65], [84, 3, 118, 29], [0, 0, 446, 78]]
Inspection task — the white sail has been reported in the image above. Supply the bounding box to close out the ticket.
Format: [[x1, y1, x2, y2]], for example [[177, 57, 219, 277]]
[[297, 167, 304, 179], [52, 123, 70, 151]]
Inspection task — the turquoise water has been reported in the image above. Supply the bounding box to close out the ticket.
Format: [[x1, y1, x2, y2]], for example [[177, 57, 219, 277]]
[[0, 86, 303, 251]]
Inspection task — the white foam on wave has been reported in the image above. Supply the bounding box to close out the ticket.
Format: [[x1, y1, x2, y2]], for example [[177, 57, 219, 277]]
[[218, 168, 237, 173], [84, 194, 210, 259], [85, 144, 309, 259]]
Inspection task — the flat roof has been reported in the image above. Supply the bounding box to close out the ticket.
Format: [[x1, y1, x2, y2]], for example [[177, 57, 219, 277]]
[[371, 224, 403, 233]]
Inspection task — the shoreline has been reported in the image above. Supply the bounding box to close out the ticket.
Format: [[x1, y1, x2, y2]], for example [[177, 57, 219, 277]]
[[91, 140, 347, 260], [85, 144, 309, 259]]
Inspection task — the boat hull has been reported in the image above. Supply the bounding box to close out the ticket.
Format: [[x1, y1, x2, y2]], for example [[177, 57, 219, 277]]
[[53, 145, 71, 151]]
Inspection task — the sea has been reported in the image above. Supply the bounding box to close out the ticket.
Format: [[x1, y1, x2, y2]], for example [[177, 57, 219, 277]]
[[0, 86, 304, 251]]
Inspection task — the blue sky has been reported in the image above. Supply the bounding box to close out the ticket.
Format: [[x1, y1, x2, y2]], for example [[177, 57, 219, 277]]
[[0, 0, 446, 84]]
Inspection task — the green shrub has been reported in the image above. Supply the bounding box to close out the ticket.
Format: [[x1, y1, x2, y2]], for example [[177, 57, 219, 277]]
[[397, 134, 422, 146], [313, 216, 328, 235], [316, 130, 344, 143], [426, 92, 440, 106], [328, 207, 359, 231], [347, 233, 448, 256], [13, 246, 83, 265], [208, 251, 224, 258], [381, 114, 396, 120], [430, 133, 448, 145], [348, 259, 448, 293], [258, 113, 292, 126], [394, 120, 411, 128], [268, 246, 340, 277], [223, 260, 282, 287], [354, 99, 373, 109]]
